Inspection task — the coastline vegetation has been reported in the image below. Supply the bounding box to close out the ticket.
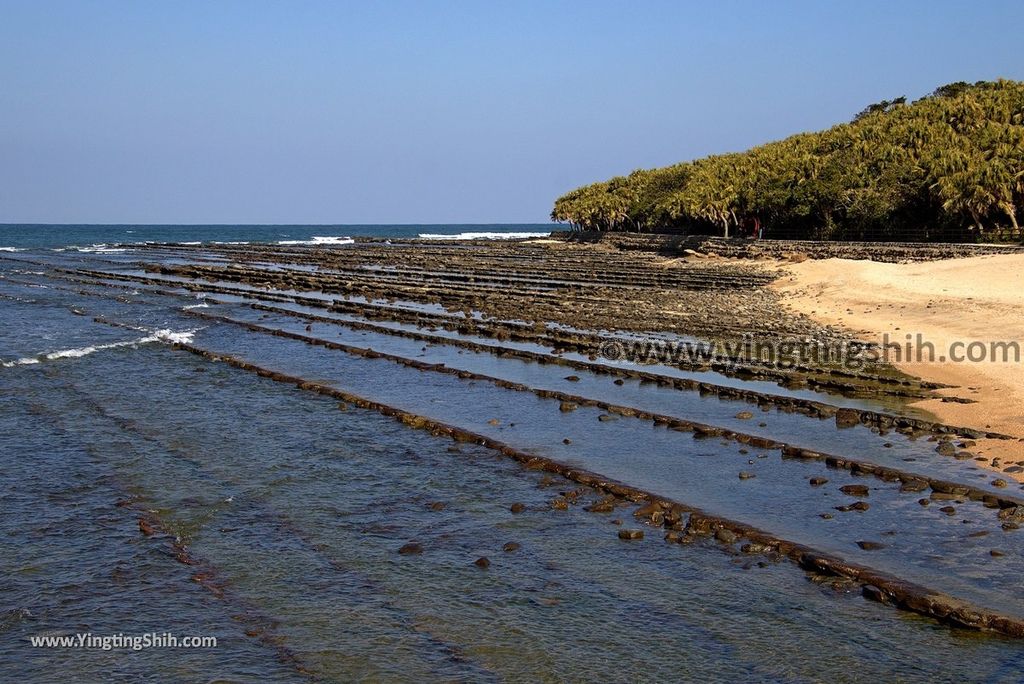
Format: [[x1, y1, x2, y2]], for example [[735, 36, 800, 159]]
[[552, 80, 1024, 241]]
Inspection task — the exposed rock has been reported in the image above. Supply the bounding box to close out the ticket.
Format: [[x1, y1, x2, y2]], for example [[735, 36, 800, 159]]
[[835, 408, 861, 429], [738, 471, 756, 480], [398, 542, 423, 555], [502, 542, 520, 553], [809, 477, 828, 486], [714, 528, 739, 544], [559, 401, 578, 412], [618, 529, 644, 541], [835, 501, 870, 512], [839, 484, 870, 497], [856, 540, 886, 550], [735, 411, 754, 420], [474, 556, 490, 569]]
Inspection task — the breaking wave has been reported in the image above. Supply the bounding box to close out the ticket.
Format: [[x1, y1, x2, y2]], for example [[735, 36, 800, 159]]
[[416, 232, 550, 240], [277, 236, 355, 246], [1, 329, 197, 368]]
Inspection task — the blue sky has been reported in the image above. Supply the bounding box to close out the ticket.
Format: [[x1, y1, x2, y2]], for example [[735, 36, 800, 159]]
[[1, 0, 1022, 224]]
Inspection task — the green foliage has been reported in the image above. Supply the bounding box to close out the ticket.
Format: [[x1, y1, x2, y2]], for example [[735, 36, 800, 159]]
[[552, 80, 1024, 241]]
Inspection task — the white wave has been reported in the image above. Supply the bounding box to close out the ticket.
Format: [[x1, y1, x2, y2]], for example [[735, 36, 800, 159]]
[[0, 247, 24, 252], [277, 236, 354, 246], [182, 302, 209, 310], [416, 232, 551, 240], [68, 243, 129, 253], [179, 241, 202, 246], [212, 241, 250, 245], [1, 329, 197, 368]]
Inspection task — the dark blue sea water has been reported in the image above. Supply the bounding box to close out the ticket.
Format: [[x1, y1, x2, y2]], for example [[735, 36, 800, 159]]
[[0, 223, 555, 250]]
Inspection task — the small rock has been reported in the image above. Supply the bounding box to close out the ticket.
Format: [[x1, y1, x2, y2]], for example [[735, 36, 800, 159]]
[[398, 542, 423, 555], [502, 542, 520, 553], [835, 408, 861, 429], [564, 375, 580, 382], [618, 529, 643, 541], [509, 502, 525, 514], [738, 471, 756, 480], [473, 556, 490, 569], [835, 501, 870, 512], [809, 477, 828, 486], [550, 498, 569, 510], [856, 540, 886, 550], [487, 418, 501, 426], [428, 502, 446, 511], [839, 484, 869, 497], [562, 438, 572, 444], [597, 414, 616, 422], [735, 411, 754, 420], [990, 549, 1006, 557], [992, 478, 1008, 488], [559, 401, 578, 412], [900, 479, 929, 492], [939, 505, 957, 515]]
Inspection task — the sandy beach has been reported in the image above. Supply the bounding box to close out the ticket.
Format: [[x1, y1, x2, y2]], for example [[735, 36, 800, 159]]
[[773, 253, 1024, 471]]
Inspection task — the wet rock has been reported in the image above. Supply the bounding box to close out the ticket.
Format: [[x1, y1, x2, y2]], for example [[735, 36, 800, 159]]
[[597, 414, 616, 422], [967, 530, 990, 538], [428, 501, 446, 511], [564, 375, 580, 382], [839, 484, 870, 497], [487, 418, 501, 426], [664, 530, 684, 543], [618, 529, 644, 541], [1004, 466, 1024, 474], [735, 411, 754, 420], [992, 478, 1008, 488], [509, 502, 526, 514], [819, 513, 834, 519], [862, 585, 890, 603], [550, 497, 569, 510], [138, 519, 156, 536], [398, 542, 423, 555], [473, 556, 490, 569], [899, 479, 929, 493], [585, 498, 616, 513], [809, 477, 828, 486], [939, 506, 957, 516], [856, 540, 886, 550], [990, 549, 1005, 557], [935, 442, 957, 457], [613, 378, 625, 386], [738, 471, 756, 480], [918, 498, 930, 506], [741, 542, 769, 554], [502, 541, 520, 553], [835, 501, 870, 512], [559, 401, 578, 412], [835, 408, 861, 429], [714, 528, 739, 544]]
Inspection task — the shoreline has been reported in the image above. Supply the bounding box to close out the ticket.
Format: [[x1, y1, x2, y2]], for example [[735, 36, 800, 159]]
[[771, 253, 1024, 478]]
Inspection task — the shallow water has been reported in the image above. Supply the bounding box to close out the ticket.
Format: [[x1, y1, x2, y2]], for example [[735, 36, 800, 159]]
[[3, 243, 1024, 681]]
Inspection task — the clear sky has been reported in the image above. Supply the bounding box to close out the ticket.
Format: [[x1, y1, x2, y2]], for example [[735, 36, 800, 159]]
[[1, 0, 1022, 224]]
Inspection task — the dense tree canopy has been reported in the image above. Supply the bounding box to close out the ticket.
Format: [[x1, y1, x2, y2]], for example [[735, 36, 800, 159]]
[[552, 80, 1024, 241]]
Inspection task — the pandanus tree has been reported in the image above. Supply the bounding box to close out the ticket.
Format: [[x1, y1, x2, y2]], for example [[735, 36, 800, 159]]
[[552, 80, 1024, 241]]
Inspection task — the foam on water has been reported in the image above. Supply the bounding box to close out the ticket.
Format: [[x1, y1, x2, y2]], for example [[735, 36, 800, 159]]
[[417, 231, 551, 240], [0, 247, 24, 252], [1, 329, 197, 367], [276, 236, 355, 246]]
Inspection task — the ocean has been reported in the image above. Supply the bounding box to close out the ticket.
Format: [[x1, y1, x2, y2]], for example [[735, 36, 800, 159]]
[[2, 228, 1022, 681], [0, 223, 555, 250]]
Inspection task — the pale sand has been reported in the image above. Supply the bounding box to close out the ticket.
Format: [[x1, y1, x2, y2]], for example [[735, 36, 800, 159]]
[[771, 253, 1024, 479]]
